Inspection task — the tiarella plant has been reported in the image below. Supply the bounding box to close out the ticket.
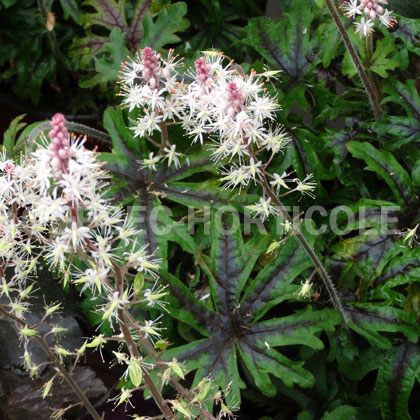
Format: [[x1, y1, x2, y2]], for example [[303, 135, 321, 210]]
[[3, 0, 420, 419], [0, 111, 231, 419]]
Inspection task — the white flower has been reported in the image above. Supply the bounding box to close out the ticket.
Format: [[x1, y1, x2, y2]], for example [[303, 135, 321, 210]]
[[270, 172, 291, 192], [124, 243, 161, 278], [60, 222, 91, 249], [220, 165, 252, 190], [342, 0, 362, 18], [131, 112, 163, 138], [181, 51, 280, 163], [44, 239, 69, 270], [245, 158, 263, 180], [163, 144, 184, 169], [354, 17, 375, 37], [115, 217, 139, 246], [118, 47, 184, 133], [89, 231, 117, 267], [32, 194, 67, 224], [141, 317, 164, 342], [296, 278, 313, 299], [100, 290, 131, 326], [378, 9, 395, 27], [293, 174, 317, 199], [74, 266, 110, 293], [260, 126, 290, 154], [246, 197, 279, 221]]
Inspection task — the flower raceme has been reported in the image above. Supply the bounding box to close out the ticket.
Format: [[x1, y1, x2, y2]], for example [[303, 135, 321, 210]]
[[0, 113, 163, 327], [119, 47, 183, 135], [0, 113, 184, 415], [118, 49, 317, 221], [341, 0, 397, 37]]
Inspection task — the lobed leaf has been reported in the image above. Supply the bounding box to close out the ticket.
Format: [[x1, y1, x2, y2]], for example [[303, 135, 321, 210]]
[[346, 303, 420, 349], [240, 0, 320, 79], [140, 2, 189, 50], [346, 141, 415, 207]]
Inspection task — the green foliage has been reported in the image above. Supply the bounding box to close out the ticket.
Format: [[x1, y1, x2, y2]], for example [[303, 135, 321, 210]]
[[158, 212, 340, 404], [2, 115, 26, 159], [71, 0, 152, 66], [1, 115, 47, 158], [342, 35, 401, 79], [6, 0, 420, 418], [240, 0, 321, 79], [0, 1, 80, 103], [389, 0, 420, 19], [375, 79, 420, 149], [140, 2, 189, 50], [346, 141, 415, 207], [177, 0, 265, 61], [90, 3, 420, 416], [71, 1, 189, 87]]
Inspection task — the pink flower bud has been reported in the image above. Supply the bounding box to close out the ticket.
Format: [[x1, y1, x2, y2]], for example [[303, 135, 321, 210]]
[[48, 113, 71, 179], [195, 57, 212, 85], [141, 47, 160, 87], [226, 82, 245, 116]]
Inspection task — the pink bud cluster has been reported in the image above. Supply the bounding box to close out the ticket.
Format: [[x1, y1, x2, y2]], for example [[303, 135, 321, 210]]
[[359, 0, 385, 19], [48, 113, 73, 178], [140, 47, 160, 89], [226, 81, 246, 117], [195, 57, 212, 85]]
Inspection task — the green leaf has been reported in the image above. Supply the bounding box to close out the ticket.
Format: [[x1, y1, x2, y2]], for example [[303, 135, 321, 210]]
[[343, 341, 420, 420], [157, 211, 340, 403], [154, 207, 196, 254], [2, 114, 27, 159], [58, 0, 82, 22], [81, 0, 128, 32], [1, 0, 17, 7], [95, 27, 131, 83], [71, 0, 153, 87], [332, 225, 399, 283], [383, 79, 420, 118], [140, 2, 189, 50], [376, 248, 420, 294], [318, 21, 342, 68], [103, 106, 140, 155], [346, 141, 415, 207], [375, 116, 420, 149], [240, 0, 321, 78], [126, 0, 152, 49], [389, 17, 420, 55], [347, 303, 420, 348], [293, 128, 335, 181], [241, 233, 314, 322], [375, 79, 420, 149], [238, 307, 340, 396], [412, 159, 420, 187], [342, 34, 400, 79], [369, 38, 399, 78], [321, 406, 357, 420]]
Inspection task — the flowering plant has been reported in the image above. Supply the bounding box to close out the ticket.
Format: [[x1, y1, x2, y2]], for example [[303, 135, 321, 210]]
[[2, 1, 420, 419]]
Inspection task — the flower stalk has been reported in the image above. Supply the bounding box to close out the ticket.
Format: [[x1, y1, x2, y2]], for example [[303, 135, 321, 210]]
[[0, 305, 103, 420], [325, 0, 381, 119], [259, 175, 349, 329]]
